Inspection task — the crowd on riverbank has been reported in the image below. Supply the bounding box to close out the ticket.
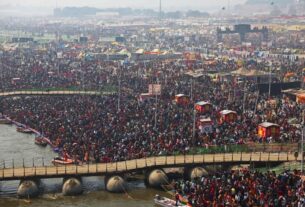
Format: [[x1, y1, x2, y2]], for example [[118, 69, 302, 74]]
[[0, 48, 304, 163], [174, 170, 305, 207], [0, 67, 303, 163]]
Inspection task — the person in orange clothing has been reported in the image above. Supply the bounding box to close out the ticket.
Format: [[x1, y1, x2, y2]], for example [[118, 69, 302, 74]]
[[84, 151, 89, 163]]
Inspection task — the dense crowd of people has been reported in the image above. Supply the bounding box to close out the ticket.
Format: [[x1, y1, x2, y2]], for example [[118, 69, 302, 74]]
[[0, 19, 304, 165], [0, 62, 303, 163], [174, 170, 305, 207], [1, 14, 305, 207]]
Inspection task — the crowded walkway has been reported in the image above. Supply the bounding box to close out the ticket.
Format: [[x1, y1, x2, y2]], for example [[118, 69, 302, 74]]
[[174, 170, 305, 207]]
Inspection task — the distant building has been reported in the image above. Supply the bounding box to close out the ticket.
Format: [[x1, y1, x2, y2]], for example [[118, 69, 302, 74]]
[[217, 24, 268, 43]]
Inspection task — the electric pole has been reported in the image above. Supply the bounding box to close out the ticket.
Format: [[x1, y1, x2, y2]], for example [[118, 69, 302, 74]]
[[159, 0, 162, 21]]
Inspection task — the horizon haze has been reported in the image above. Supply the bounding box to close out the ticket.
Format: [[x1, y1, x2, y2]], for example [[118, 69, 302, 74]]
[[0, 0, 247, 14]]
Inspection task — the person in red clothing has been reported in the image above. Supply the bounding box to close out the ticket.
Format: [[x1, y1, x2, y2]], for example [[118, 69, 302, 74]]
[[63, 151, 68, 161], [175, 192, 180, 206]]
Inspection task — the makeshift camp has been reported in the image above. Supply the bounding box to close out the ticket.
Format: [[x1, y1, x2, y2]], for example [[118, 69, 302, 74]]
[[175, 94, 190, 106], [258, 122, 280, 139], [219, 110, 237, 123], [195, 101, 212, 113]]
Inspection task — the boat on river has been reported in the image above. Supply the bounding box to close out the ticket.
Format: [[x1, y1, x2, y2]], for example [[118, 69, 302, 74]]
[[154, 195, 189, 207], [52, 156, 76, 165], [16, 127, 33, 134], [35, 137, 48, 147]]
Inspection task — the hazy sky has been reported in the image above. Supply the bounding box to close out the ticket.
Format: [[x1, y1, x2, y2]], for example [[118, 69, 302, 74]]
[[3, 0, 247, 11]]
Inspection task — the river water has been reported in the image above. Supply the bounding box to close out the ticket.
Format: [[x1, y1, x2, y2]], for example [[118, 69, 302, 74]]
[[0, 124, 167, 207]]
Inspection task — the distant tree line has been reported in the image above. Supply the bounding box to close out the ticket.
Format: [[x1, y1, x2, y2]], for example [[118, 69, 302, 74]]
[[53, 7, 210, 19]]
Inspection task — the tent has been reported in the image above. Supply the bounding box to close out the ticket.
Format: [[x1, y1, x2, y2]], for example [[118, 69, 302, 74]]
[[135, 49, 144, 54], [175, 94, 190, 106], [219, 110, 237, 123], [232, 68, 268, 77], [244, 70, 268, 77], [258, 122, 280, 139], [231, 68, 249, 76], [195, 101, 212, 113]]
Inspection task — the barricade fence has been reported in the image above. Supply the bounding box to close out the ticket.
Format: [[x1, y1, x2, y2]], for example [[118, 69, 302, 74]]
[[0, 157, 54, 169], [0, 90, 116, 97]]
